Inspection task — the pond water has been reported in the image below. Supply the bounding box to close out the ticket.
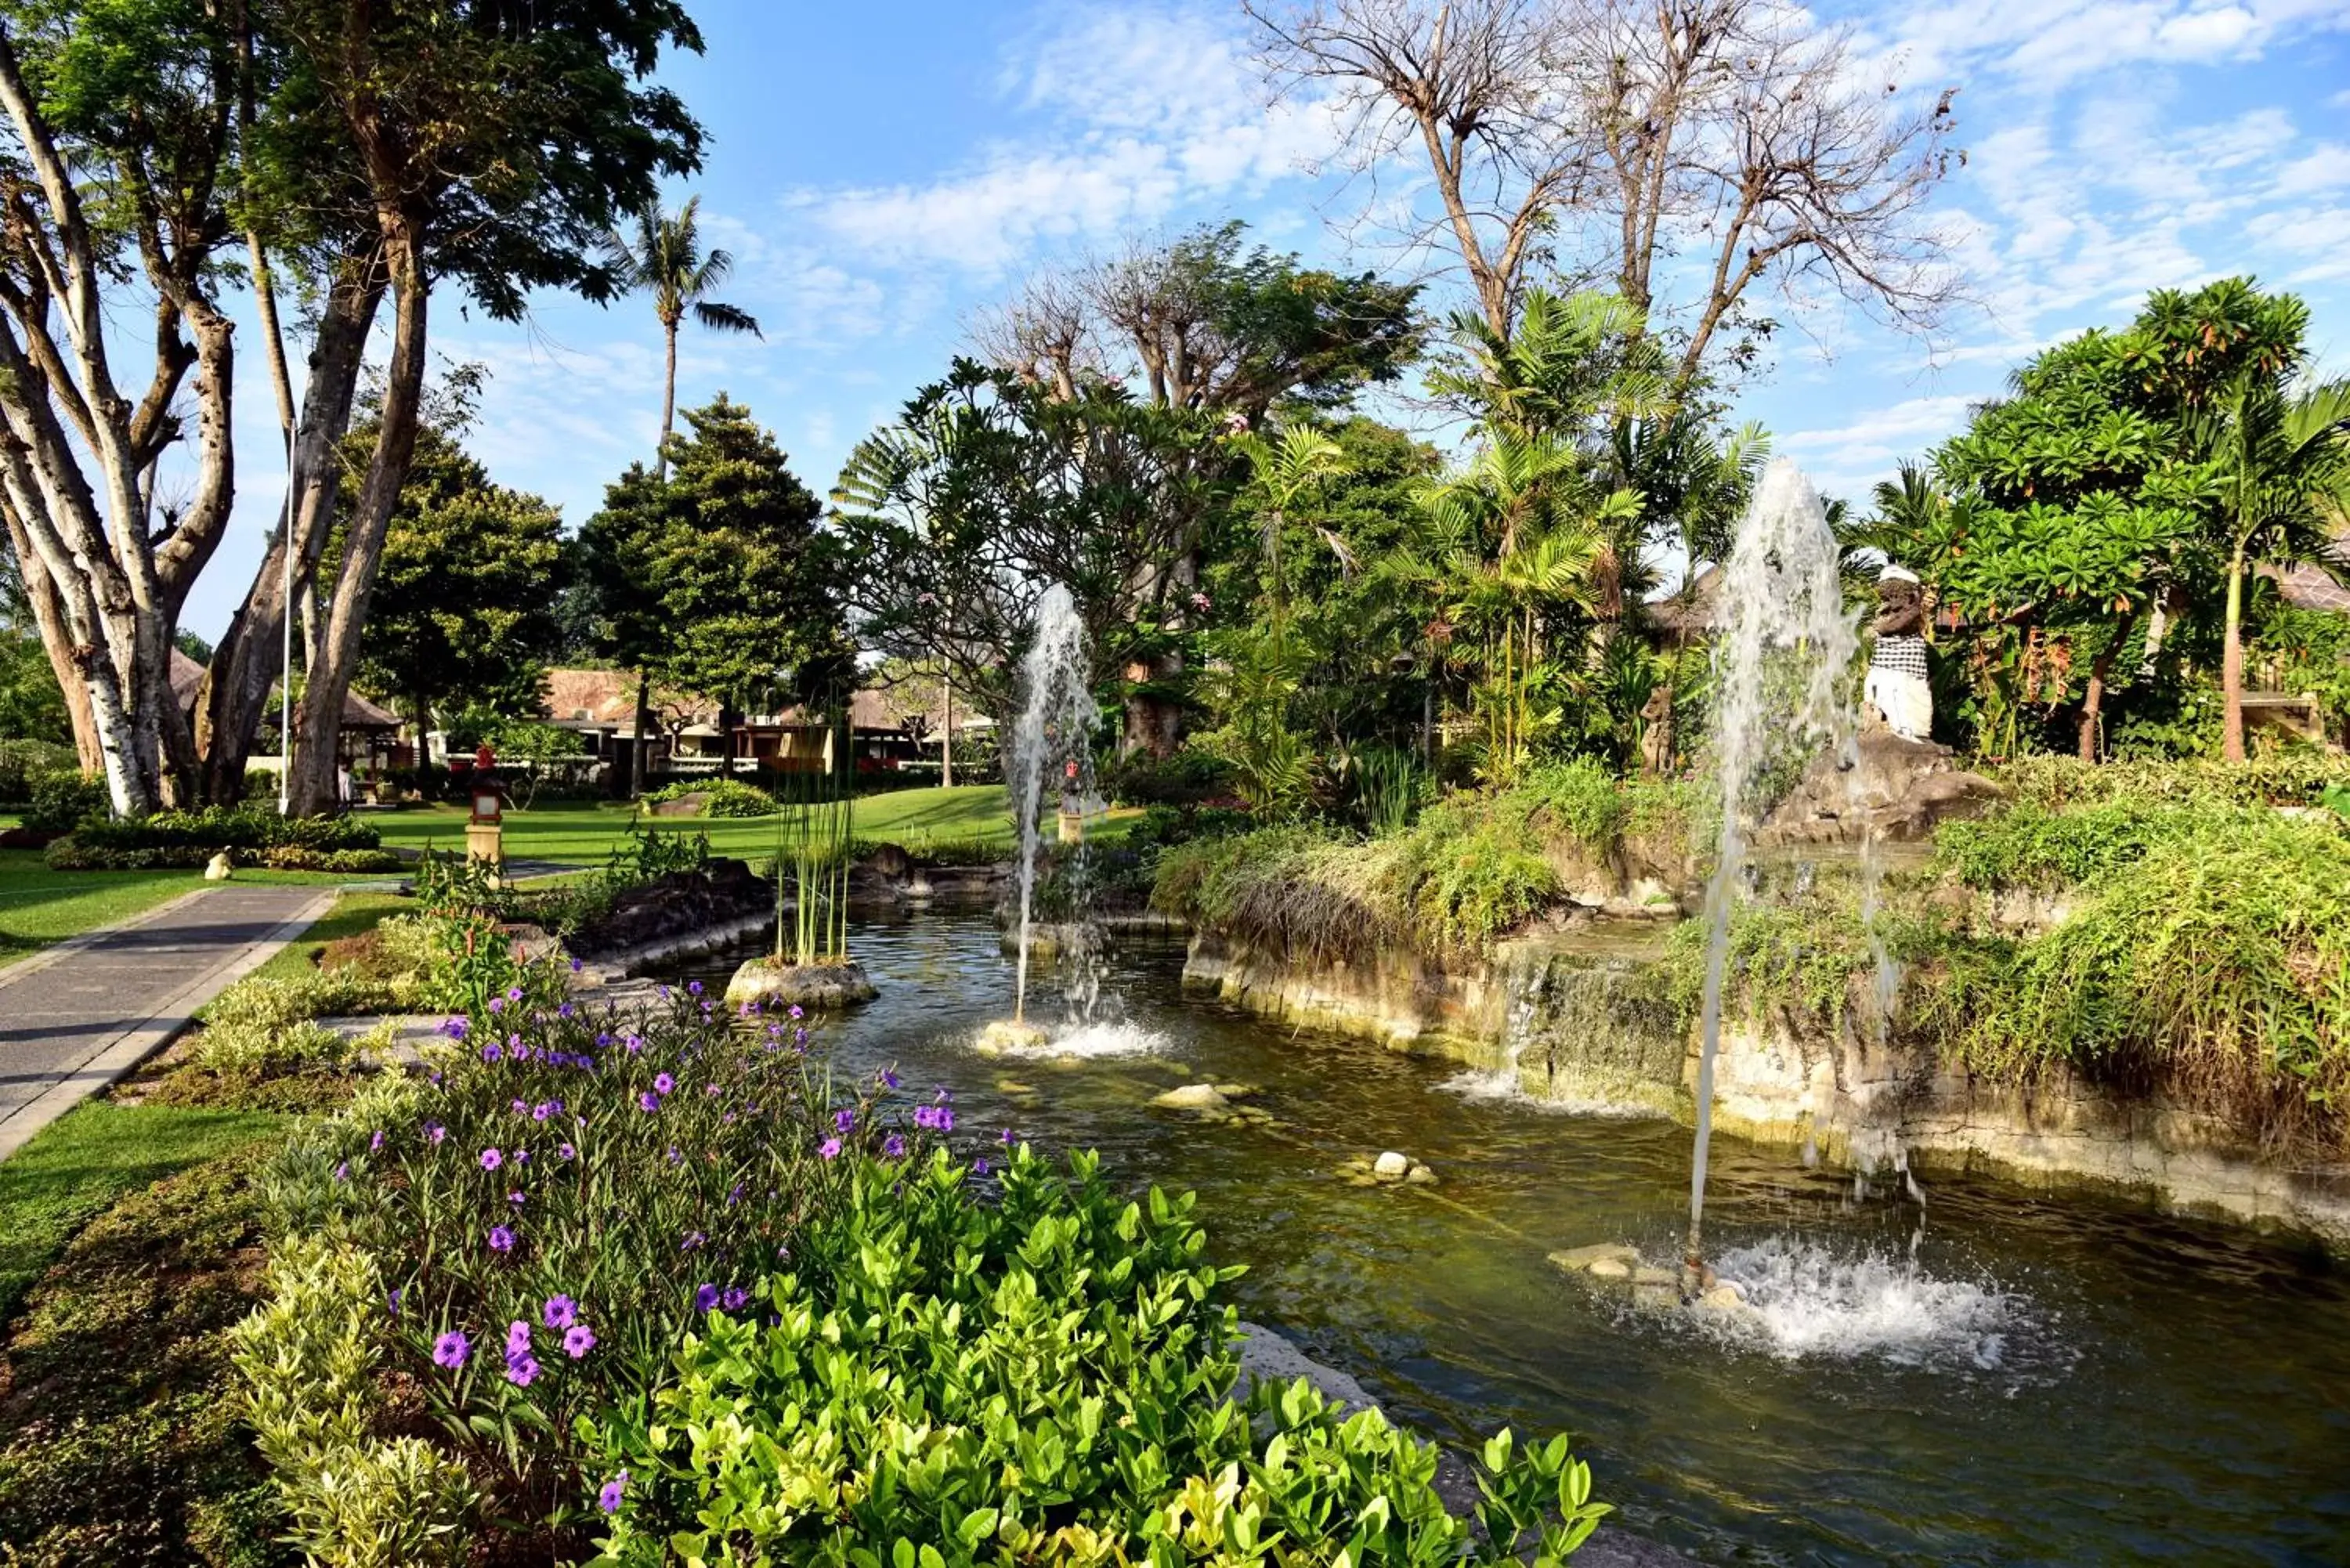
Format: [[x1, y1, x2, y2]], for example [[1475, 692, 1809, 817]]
[[667, 909, 2350, 1567]]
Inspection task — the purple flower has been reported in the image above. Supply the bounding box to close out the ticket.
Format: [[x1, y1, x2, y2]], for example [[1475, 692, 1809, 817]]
[[333, 1162, 349, 1183], [1000, 1128, 1016, 1147], [694, 1283, 719, 1312], [512, 1098, 530, 1115], [515, 1149, 530, 1164], [721, 1287, 748, 1311], [624, 1034, 645, 1055], [974, 1158, 991, 1176], [726, 1182, 745, 1205], [487, 1224, 515, 1254], [819, 1137, 843, 1160], [426, 1122, 446, 1145], [569, 956, 584, 974], [369, 1129, 385, 1153], [794, 1027, 808, 1048], [598, 1472, 627, 1514], [657, 985, 670, 1001], [935, 1107, 954, 1133], [705, 1082, 721, 1098], [653, 1073, 675, 1095], [595, 1032, 612, 1047], [883, 1134, 906, 1159], [638, 1092, 660, 1112], [532, 1102, 552, 1122], [559, 1002, 576, 1019], [506, 985, 525, 1003], [507, 1320, 533, 1354], [559, 1142, 577, 1161], [543, 1295, 577, 1329], [789, 1005, 804, 1021], [687, 980, 703, 997], [504, 1353, 539, 1387], [440, 1016, 469, 1040], [880, 1068, 900, 1089], [481, 1042, 504, 1063], [432, 1331, 470, 1368], [508, 1190, 526, 1207], [666, 1147, 682, 1165], [681, 1230, 704, 1251], [563, 1324, 596, 1359], [833, 1108, 855, 1134], [487, 996, 504, 1014], [479, 1147, 503, 1171]]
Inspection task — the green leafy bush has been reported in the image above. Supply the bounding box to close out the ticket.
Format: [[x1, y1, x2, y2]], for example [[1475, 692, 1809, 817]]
[[1103, 749, 1239, 807], [0, 737, 77, 808], [1932, 800, 2258, 891], [193, 969, 410, 1078], [22, 771, 107, 833], [46, 804, 401, 870], [1991, 753, 2350, 811], [642, 778, 777, 818], [583, 1154, 1607, 1566]]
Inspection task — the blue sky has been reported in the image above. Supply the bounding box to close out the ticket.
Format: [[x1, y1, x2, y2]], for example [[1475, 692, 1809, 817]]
[[183, 0, 2350, 638]]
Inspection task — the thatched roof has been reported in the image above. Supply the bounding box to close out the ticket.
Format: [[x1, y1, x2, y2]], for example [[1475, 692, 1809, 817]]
[[168, 648, 400, 729]]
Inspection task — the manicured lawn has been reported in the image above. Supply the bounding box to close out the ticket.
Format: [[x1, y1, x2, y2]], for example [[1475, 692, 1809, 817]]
[[0, 1101, 287, 1324], [0, 849, 202, 969], [367, 783, 1032, 865]]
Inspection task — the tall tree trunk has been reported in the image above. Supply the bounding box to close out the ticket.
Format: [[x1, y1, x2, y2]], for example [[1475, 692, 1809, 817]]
[[656, 318, 678, 480], [941, 675, 953, 788], [288, 223, 428, 816], [2222, 543, 2248, 763], [2, 503, 99, 772], [2077, 610, 2135, 762], [197, 263, 382, 803]]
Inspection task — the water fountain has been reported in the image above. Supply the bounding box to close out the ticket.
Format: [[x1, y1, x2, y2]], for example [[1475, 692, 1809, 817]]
[[978, 584, 1097, 1053], [1681, 459, 1859, 1296]]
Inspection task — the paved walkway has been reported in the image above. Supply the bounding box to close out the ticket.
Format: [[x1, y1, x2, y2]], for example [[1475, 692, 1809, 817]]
[[0, 883, 336, 1161]]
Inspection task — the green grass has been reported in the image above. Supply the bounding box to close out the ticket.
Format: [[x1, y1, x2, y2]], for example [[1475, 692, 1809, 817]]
[[0, 1102, 287, 1324], [367, 785, 1032, 865], [0, 848, 203, 969]]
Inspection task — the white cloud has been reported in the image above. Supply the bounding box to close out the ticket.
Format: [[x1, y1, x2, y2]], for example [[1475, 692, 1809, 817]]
[[796, 5, 1337, 273], [1869, 0, 2350, 86]]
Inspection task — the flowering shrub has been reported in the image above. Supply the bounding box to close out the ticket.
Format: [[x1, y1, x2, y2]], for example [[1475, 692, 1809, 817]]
[[248, 985, 1608, 1563]]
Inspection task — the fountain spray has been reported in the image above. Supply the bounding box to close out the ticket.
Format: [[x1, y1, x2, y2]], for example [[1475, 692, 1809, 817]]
[[1683, 461, 1857, 1297], [1006, 585, 1095, 1027]]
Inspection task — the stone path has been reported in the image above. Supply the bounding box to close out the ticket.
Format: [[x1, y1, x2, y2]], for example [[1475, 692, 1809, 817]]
[[0, 883, 337, 1160]]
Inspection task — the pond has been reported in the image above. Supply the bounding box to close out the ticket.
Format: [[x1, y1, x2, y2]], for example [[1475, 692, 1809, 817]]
[[667, 909, 2350, 1567]]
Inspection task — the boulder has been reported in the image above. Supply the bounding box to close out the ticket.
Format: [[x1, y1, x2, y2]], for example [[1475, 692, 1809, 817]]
[[649, 792, 709, 817], [723, 956, 877, 1011], [1372, 1150, 1412, 1180], [1153, 1083, 1231, 1112], [1587, 1257, 1632, 1281], [975, 1019, 1049, 1053], [203, 851, 233, 881], [1547, 1243, 1640, 1275], [1759, 732, 2001, 847]]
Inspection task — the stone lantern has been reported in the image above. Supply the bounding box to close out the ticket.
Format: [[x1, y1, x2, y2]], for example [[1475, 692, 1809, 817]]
[[466, 767, 506, 880]]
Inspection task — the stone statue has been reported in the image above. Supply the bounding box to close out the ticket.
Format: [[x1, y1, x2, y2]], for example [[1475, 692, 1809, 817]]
[[1864, 565, 1932, 742], [1638, 682, 1675, 777]]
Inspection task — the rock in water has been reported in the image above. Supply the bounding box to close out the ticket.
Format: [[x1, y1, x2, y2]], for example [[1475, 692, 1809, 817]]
[[976, 1019, 1049, 1053], [1588, 1257, 1632, 1281], [1372, 1151, 1412, 1180], [204, 851, 233, 881], [1152, 1083, 1231, 1112], [1547, 1243, 1641, 1274], [723, 957, 877, 1011]]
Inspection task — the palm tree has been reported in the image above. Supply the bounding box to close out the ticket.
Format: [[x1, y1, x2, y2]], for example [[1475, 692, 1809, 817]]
[[605, 196, 763, 478], [2200, 374, 2350, 761]]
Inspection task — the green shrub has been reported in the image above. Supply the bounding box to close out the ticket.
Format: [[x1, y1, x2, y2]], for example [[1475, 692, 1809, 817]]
[[0, 737, 77, 807], [1932, 800, 2259, 892], [23, 771, 107, 833], [230, 1234, 479, 1566], [1102, 749, 1238, 807], [1991, 753, 2350, 811], [46, 805, 400, 870], [193, 969, 407, 1078], [581, 1153, 1607, 1567], [642, 777, 776, 817]]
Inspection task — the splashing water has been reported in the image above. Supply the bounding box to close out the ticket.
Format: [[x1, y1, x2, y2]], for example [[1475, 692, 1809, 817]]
[[1014, 1019, 1171, 1059], [1007, 585, 1097, 1024], [1695, 1237, 2063, 1377], [1686, 461, 1858, 1292]]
